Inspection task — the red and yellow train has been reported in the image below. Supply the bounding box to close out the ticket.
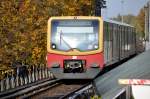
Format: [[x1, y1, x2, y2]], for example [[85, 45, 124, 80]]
[[47, 16, 136, 79]]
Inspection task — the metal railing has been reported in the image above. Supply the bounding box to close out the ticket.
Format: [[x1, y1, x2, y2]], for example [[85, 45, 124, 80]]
[[0, 66, 54, 92], [113, 86, 131, 99]]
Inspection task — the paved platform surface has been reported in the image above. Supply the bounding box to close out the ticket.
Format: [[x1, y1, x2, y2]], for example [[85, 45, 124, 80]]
[[94, 50, 150, 99]]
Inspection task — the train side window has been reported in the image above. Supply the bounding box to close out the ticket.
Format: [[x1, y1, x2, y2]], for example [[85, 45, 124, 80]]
[[119, 25, 122, 59], [126, 27, 129, 56], [120, 26, 122, 58], [105, 22, 109, 41], [129, 27, 131, 52], [121, 26, 123, 58], [113, 24, 117, 60], [132, 28, 136, 53], [124, 26, 126, 57], [131, 28, 133, 53], [122, 26, 125, 58], [123, 26, 125, 57], [116, 24, 119, 59], [124, 26, 128, 57], [131, 28, 133, 54], [110, 23, 113, 61], [127, 27, 129, 54], [112, 23, 114, 60], [129, 27, 131, 51]]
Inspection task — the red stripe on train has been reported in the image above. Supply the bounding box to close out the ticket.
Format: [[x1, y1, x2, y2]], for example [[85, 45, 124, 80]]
[[47, 52, 104, 69]]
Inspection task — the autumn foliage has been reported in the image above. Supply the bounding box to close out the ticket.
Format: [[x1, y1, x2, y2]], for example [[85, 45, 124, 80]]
[[0, 0, 145, 70], [0, 0, 93, 69], [112, 8, 145, 37]]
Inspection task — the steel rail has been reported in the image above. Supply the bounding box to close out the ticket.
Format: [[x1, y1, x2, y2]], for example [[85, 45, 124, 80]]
[[60, 83, 95, 99], [19, 80, 62, 99], [0, 78, 55, 97], [1, 79, 61, 99]]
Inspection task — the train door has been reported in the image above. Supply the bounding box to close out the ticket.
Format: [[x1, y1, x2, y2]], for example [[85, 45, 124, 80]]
[[104, 22, 108, 64], [126, 27, 129, 57], [129, 28, 132, 55], [129, 27, 132, 56], [119, 25, 123, 60], [124, 26, 128, 58], [104, 22, 111, 65], [109, 23, 113, 64], [116, 25, 120, 61], [127, 27, 131, 57], [119, 26, 123, 59], [131, 28, 136, 55], [112, 24, 119, 63], [123, 26, 126, 59], [104, 22, 113, 65], [128, 28, 132, 55], [120, 25, 125, 60]]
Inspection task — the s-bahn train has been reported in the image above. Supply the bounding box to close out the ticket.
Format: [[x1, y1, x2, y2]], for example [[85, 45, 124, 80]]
[[47, 16, 136, 79]]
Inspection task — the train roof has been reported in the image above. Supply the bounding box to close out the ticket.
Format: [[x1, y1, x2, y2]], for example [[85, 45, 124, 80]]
[[104, 18, 134, 27]]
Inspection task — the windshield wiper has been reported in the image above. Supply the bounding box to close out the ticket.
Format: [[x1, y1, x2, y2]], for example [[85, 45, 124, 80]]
[[60, 31, 73, 51]]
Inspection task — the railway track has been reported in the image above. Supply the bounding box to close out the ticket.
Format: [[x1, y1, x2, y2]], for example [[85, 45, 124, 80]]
[[19, 79, 93, 99], [18, 79, 62, 99], [0, 79, 60, 99], [30, 83, 83, 99], [26, 78, 97, 99], [61, 84, 96, 99], [0, 56, 136, 99], [1, 78, 93, 99]]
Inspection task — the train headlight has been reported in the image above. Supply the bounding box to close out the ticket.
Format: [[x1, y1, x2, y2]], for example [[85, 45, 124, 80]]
[[79, 64, 82, 67], [51, 44, 56, 49], [94, 45, 98, 49], [67, 64, 69, 68]]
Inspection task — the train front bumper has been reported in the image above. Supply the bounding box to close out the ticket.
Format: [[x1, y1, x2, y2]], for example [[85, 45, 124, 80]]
[[49, 67, 100, 79]]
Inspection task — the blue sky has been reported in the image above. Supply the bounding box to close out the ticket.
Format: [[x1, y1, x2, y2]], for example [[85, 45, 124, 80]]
[[102, 0, 149, 18]]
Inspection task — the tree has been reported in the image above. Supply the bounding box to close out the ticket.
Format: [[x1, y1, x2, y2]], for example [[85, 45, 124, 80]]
[[111, 7, 145, 38], [136, 8, 145, 37], [0, 0, 94, 69]]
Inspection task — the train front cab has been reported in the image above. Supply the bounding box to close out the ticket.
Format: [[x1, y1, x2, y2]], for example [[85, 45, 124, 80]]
[[47, 16, 104, 79]]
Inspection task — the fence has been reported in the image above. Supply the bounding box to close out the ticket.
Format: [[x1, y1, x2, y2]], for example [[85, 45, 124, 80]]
[[0, 66, 54, 92], [113, 86, 131, 99]]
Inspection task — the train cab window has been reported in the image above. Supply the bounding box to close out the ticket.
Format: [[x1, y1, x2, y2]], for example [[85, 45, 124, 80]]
[[50, 20, 99, 52]]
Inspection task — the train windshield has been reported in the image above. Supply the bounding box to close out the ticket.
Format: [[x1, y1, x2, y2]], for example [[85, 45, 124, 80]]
[[51, 20, 99, 51]]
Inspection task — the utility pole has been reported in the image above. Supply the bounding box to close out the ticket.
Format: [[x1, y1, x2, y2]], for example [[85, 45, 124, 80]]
[[145, 5, 149, 41], [145, 1, 150, 50], [95, 0, 106, 16], [121, 0, 124, 23]]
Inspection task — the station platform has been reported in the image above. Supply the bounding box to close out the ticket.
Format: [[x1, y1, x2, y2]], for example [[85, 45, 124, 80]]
[[94, 50, 150, 99]]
